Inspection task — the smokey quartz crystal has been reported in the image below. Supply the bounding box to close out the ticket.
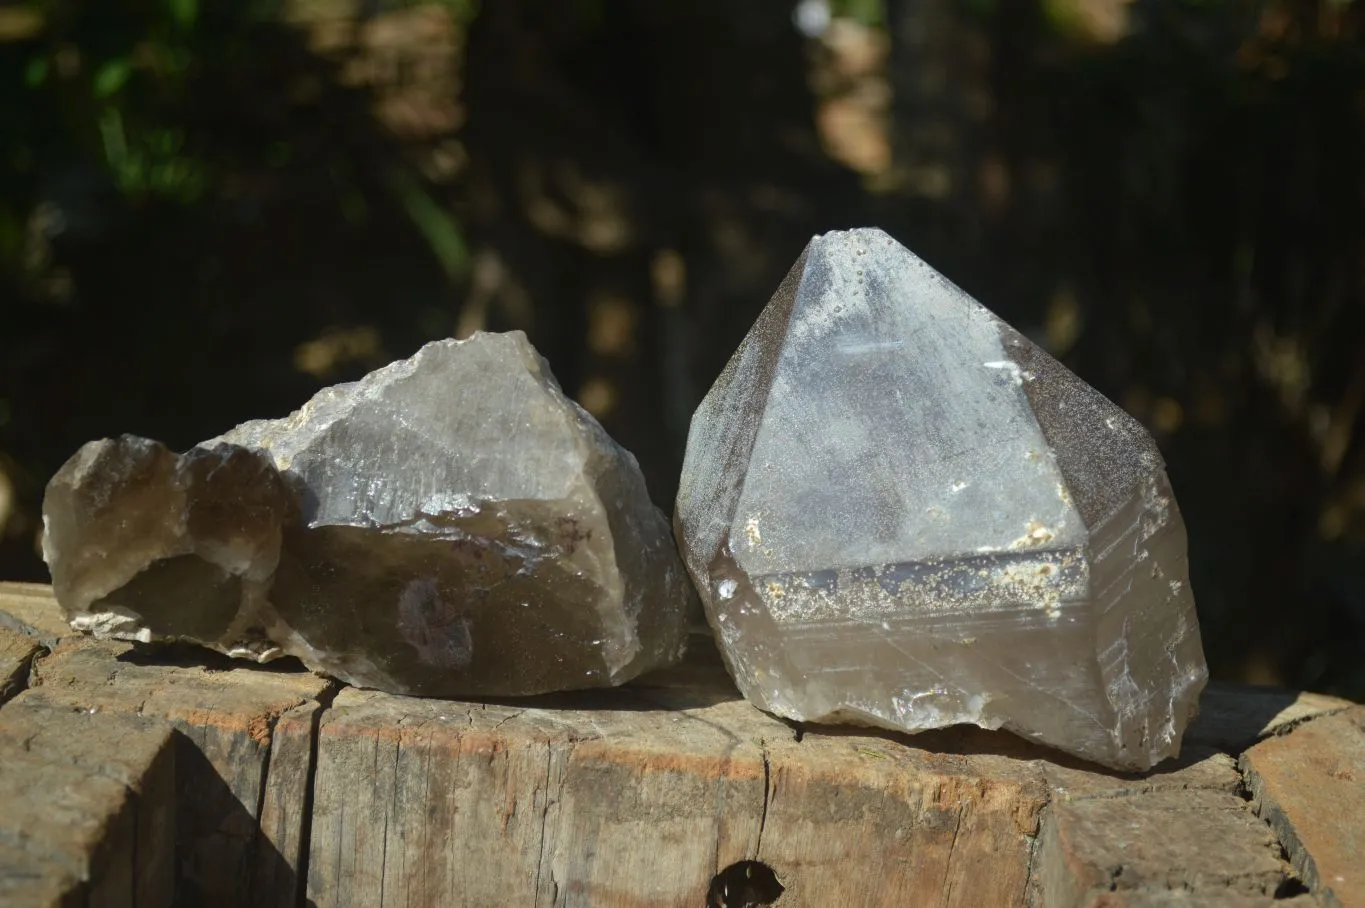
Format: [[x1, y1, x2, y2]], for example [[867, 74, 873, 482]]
[[43, 332, 692, 697], [42, 438, 294, 656], [675, 228, 1207, 770]]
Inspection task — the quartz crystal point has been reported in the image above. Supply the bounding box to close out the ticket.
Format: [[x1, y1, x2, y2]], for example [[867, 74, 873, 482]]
[[43, 332, 692, 696], [675, 228, 1207, 770]]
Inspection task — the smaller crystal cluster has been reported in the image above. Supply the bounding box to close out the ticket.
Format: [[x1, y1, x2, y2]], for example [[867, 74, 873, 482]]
[[43, 332, 693, 697], [674, 228, 1208, 770]]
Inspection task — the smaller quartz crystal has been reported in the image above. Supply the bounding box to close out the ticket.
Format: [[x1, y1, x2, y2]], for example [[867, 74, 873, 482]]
[[675, 227, 1208, 770], [43, 438, 293, 658], [43, 332, 693, 697]]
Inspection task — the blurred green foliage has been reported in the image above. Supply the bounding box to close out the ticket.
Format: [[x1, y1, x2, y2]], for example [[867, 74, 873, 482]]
[[5, 0, 266, 211], [1, 0, 467, 291]]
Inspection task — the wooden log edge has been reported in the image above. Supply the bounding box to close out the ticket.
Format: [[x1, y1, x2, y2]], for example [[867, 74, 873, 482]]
[[1, 581, 1360, 908]]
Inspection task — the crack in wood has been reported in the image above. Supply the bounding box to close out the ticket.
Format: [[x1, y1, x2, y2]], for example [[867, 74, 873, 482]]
[[533, 740, 554, 908], [377, 733, 398, 908], [253, 717, 279, 835], [292, 683, 337, 908], [755, 743, 771, 861], [939, 802, 966, 906], [1020, 787, 1051, 907], [492, 709, 526, 731]]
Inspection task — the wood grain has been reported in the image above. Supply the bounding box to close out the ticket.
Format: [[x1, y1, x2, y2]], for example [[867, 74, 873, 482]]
[[23, 637, 335, 908], [0, 624, 41, 705], [0, 698, 177, 908], [1242, 706, 1365, 908], [0, 581, 73, 645], [304, 680, 1046, 907], [1, 581, 1361, 908]]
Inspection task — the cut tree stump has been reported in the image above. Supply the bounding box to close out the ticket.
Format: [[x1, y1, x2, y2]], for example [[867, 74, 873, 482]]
[[0, 624, 41, 706], [0, 585, 334, 908], [0, 582, 1360, 908], [0, 698, 178, 908], [1242, 706, 1365, 908]]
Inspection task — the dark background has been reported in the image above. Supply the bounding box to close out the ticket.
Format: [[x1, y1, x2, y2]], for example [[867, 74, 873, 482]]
[[1, 0, 1362, 697]]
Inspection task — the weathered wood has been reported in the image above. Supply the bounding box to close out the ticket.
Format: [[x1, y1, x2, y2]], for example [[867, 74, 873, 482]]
[[1, 581, 1362, 908], [0, 580, 75, 645], [306, 683, 1049, 907], [0, 624, 41, 705], [2, 584, 335, 907], [1186, 680, 1353, 753], [0, 698, 177, 908], [1036, 789, 1295, 906], [20, 636, 335, 908], [1055, 891, 1321, 907], [255, 699, 330, 908], [1242, 706, 1365, 908], [301, 677, 1351, 908]]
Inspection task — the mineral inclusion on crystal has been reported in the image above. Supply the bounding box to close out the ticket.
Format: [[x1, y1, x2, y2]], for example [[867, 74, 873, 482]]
[[43, 332, 692, 697], [675, 228, 1207, 770]]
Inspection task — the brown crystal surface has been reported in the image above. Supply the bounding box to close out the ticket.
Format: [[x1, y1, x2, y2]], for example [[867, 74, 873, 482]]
[[42, 438, 292, 658], [675, 227, 1207, 770], [43, 332, 692, 696]]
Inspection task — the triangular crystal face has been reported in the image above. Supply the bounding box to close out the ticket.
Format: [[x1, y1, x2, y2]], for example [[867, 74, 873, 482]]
[[676, 228, 1207, 770]]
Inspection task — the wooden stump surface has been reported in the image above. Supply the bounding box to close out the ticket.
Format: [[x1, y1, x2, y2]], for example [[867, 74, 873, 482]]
[[0, 582, 1359, 908]]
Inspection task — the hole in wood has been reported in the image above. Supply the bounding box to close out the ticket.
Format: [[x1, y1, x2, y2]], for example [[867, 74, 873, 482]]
[[1275, 877, 1310, 898], [707, 860, 784, 907]]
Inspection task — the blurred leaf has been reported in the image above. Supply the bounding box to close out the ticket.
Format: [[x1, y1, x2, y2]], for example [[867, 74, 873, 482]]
[[340, 190, 367, 224], [384, 167, 469, 281], [23, 56, 48, 88], [830, 0, 885, 27], [98, 107, 130, 172], [10, 145, 33, 174], [431, 0, 482, 27], [267, 141, 291, 168], [93, 57, 133, 98], [0, 208, 23, 265], [148, 128, 185, 156], [166, 0, 199, 28]]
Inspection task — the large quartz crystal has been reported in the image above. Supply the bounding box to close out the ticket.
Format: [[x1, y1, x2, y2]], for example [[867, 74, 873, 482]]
[[675, 228, 1207, 770], [43, 332, 692, 696]]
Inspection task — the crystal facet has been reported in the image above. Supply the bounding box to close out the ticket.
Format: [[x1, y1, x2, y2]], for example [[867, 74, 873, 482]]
[[44, 332, 692, 696], [675, 227, 1207, 770], [42, 438, 293, 656]]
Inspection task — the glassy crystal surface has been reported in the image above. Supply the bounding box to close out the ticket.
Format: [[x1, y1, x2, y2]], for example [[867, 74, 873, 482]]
[[675, 228, 1207, 770], [44, 332, 692, 696], [42, 438, 293, 658]]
